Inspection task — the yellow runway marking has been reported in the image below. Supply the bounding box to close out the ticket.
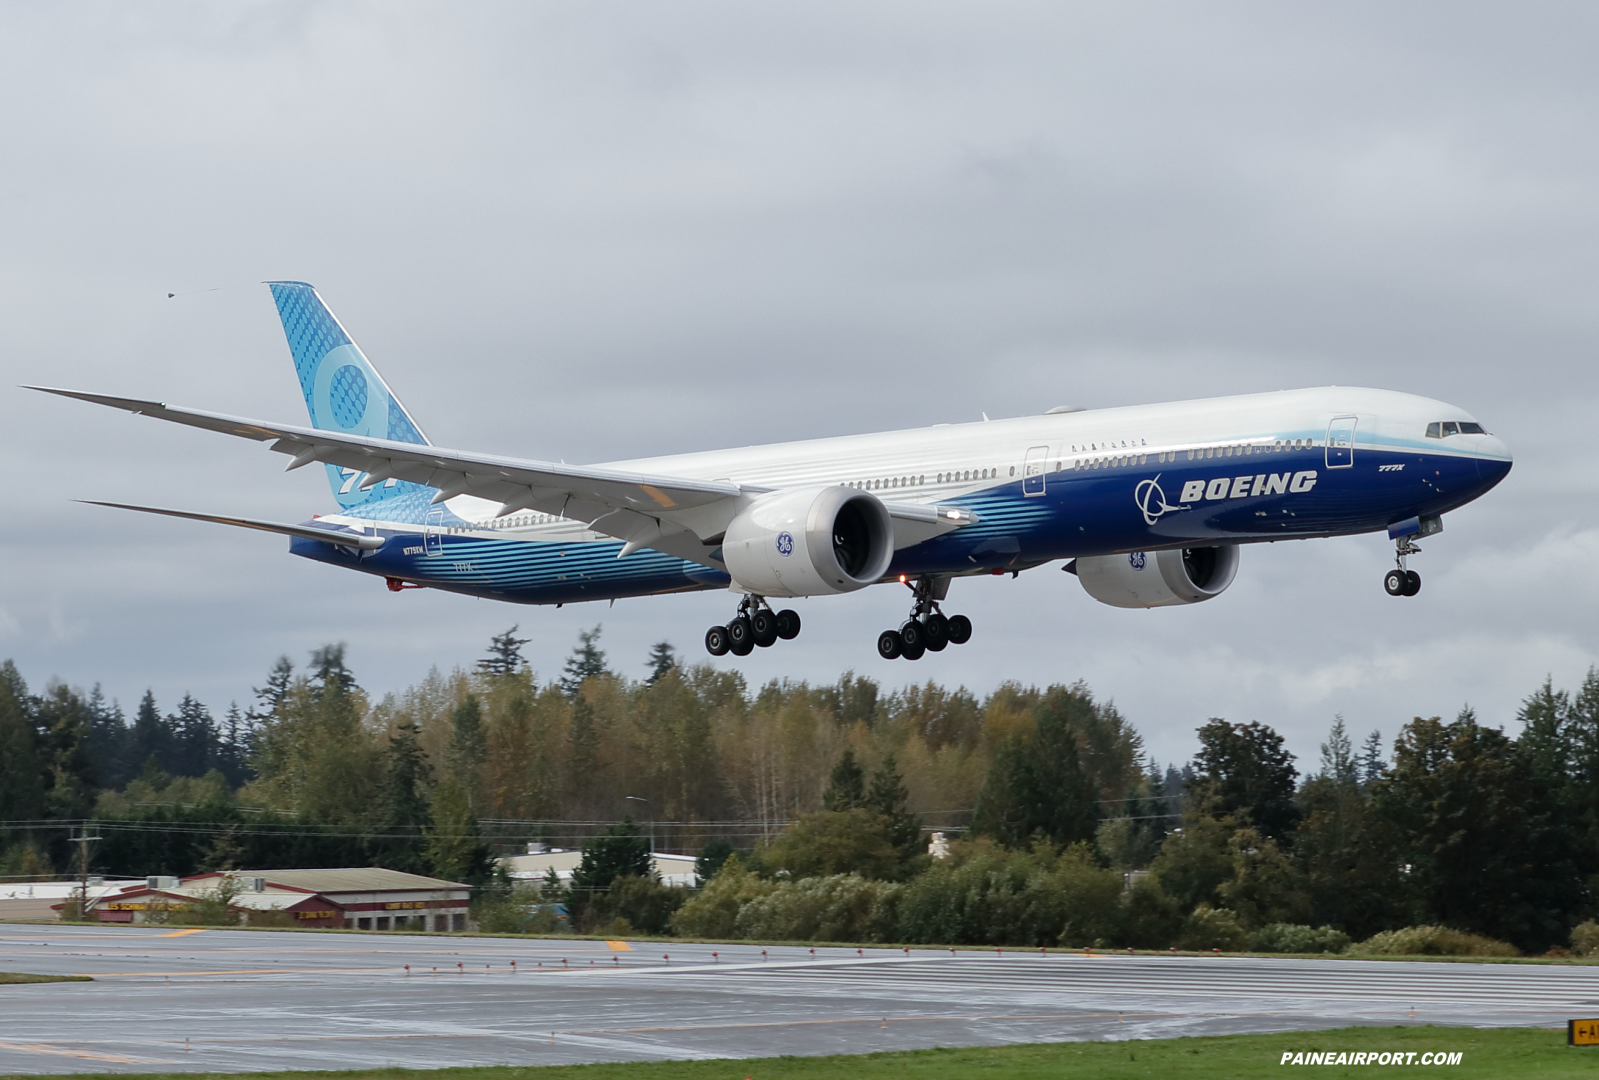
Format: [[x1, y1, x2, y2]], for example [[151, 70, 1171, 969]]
[[607, 940, 632, 951], [158, 928, 207, 938], [0, 1039, 170, 1064]]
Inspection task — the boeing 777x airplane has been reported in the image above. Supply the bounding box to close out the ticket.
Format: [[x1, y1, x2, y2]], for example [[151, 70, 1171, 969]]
[[33, 282, 1512, 661]]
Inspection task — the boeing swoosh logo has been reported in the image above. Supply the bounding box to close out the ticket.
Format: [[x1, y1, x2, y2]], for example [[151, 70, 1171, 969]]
[[1135, 475, 1191, 526]]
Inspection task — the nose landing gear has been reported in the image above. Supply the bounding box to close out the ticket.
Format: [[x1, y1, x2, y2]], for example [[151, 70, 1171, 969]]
[[705, 596, 801, 657], [1384, 537, 1422, 597], [878, 576, 973, 660]]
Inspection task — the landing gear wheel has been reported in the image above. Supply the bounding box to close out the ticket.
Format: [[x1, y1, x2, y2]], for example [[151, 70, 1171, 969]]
[[922, 612, 949, 652], [750, 609, 779, 648], [898, 620, 927, 660], [727, 616, 755, 655], [1384, 569, 1407, 596], [877, 629, 903, 660], [775, 609, 801, 640], [705, 625, 731, 657], [946, 614, 973, 645], [1403, 570, 1421, 596]]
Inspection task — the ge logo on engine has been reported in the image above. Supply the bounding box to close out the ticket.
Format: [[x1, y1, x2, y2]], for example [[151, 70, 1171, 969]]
[[1129, 552, 1147, 571], [776, 531, 795, 557]]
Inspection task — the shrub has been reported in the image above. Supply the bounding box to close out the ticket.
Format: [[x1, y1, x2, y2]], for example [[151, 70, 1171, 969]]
[[1248, 923, 1350, 954], [1353, 925, 1518, 957], [1571, 921, 1599, 958], [733, 874, 901, 942], [1177, 904, 1247, 951], [1121, 877, 1183, 949], [600, 875, 685, 936], [896, 840, 1123, 947], [669, 856, 778, 938]]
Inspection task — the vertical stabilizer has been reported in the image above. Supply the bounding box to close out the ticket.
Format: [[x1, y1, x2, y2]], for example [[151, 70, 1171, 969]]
[[266, 281, 432, 514]]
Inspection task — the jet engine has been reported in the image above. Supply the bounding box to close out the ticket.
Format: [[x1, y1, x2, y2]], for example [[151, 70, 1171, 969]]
[[722, 486, 895, 597], [1071, 545, 1240, 609]]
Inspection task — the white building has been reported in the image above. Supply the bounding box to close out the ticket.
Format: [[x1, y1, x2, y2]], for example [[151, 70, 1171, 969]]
[[498, 846, 699, 888]]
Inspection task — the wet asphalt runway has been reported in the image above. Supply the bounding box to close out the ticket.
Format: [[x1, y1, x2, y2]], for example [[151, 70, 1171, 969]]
[[0, 923, 1588, 1073]]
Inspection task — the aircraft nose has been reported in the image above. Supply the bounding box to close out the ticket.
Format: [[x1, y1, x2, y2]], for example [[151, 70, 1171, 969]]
[[1476, 436, 1512, 485]]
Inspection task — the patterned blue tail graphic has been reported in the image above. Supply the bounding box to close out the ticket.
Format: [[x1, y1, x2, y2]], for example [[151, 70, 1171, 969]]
[[266, 282, 432, 513]]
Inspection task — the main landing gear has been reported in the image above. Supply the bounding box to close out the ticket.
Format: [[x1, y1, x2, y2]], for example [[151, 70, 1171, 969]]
[[877, 576, 973, 661], [704, 596, 801, 657], [1383, 536, 1422, 597]]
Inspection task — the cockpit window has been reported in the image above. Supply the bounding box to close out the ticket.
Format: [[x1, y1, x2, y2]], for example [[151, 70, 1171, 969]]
[[1426, 420, 1488, 438]]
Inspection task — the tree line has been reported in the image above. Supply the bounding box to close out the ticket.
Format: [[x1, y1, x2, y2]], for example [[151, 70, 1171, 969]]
[[2, 627, 1597, 953]]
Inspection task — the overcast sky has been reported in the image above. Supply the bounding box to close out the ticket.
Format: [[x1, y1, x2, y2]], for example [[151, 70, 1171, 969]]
[[3, 2, 1596, 773]]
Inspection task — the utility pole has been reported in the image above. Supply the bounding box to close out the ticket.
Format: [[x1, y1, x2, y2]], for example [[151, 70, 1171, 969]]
[[625, 796, 654, 877], [71, 825, 102, 922]]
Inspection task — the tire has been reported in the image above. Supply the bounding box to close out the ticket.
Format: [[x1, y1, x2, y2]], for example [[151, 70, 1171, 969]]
[[946, 614, 973, 645], [751, 609, 779, 647], [876, 630, 903, 660], [1403, 570, 1422, 596], [1383, 569, 1406, 596], [899, 619, 926, 654], [727, 616, 754, 654], [704, 625, 730, 657], [922, 612, 949, 651], [775, 609, 801, 640]]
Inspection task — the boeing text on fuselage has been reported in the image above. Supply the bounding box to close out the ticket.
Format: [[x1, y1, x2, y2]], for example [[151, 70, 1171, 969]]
[[31, 283, 1512, 659]]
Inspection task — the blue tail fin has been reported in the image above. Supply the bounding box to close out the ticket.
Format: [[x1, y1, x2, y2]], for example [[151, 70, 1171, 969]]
[[267, 281, 432, 514]]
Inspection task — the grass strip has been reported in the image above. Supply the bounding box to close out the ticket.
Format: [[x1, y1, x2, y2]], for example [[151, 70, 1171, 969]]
[[18, 1025, 1592, 1080], [0, 971, 92, 984]]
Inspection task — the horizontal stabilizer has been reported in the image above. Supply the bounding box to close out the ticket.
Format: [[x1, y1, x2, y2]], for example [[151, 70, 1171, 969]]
[[80, 501, 386, 550]]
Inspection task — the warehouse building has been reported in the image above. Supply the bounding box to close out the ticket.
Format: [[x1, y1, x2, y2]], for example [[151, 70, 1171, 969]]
[[498, 845, 699, 887], [66, 867, 472, 931]]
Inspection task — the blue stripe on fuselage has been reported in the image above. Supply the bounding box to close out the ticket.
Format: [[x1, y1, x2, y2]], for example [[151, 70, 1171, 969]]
[[288, 445, 1507, 603]]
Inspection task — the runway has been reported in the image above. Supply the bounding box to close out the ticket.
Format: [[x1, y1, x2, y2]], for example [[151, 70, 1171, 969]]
[[0, 923, 1588, 1073]]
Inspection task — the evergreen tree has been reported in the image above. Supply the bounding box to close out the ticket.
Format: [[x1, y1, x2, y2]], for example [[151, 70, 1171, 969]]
[[971, 695, 1098, 848], [379, 721, 434, 833], [570, 817, 651, 900], [479, 625, 530, 678], [251, 656, 295, 720], [1191, 719, 1300, 841], [1318, 715, 1357, 784], [84, 686, 131, 790], [821, 748, 866, 810], [309, 643, 358, 697], [129, 690, 168, 777], [1374, 707, 1578, 951], [695, 839, 734, 882], [444, 695, 488, 808], [566, 694, 600, 812], [644, 641, 677, 685], [168, 694, 217, 778], [559, 626, 610, 695], [0, 662, 44, 848], [868, 753, 922, 858], [1356, 729, 1386, 785]]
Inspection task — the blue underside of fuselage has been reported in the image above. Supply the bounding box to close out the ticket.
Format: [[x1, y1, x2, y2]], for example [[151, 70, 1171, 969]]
[[288, 446, 1511, 605]]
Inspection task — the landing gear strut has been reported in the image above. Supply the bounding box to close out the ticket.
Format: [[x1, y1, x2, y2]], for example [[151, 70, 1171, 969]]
[[705, 595, 801, 657], [878, 576, 972, 661], [1383, 536, 1422, 597]]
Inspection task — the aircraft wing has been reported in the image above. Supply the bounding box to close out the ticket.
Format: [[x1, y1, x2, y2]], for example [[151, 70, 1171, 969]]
[[32, 387, 975, 562], [80, 501, 387, 550]]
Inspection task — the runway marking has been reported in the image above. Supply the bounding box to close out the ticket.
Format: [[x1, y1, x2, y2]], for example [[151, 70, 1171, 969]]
[[608, 940, 633, 951], [0, 1039, 170, 1064], [73, 967, 395, 977], [158, 929, 207, 938]]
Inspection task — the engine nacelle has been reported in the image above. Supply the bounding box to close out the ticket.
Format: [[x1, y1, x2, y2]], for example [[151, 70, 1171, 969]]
[[722, 486, 895, 597], [1073, 545, 1240, 609]]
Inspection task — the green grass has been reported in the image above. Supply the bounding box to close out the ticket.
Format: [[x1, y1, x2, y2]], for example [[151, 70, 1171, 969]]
[[20, 1026, 1593, 1080], [0, 971, 91, 984]]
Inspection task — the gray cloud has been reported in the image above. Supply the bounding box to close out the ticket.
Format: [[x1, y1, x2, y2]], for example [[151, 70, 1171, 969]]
[[3, 2, 1595, 770]]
